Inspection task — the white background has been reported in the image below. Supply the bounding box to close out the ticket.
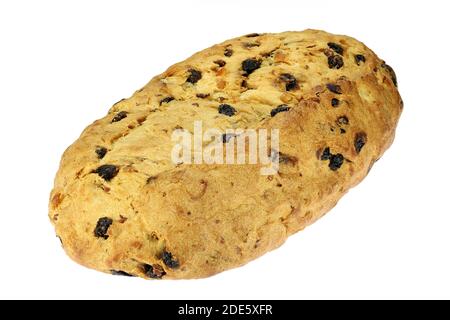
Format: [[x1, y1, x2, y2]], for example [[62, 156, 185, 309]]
[[1, 0, 449, 300]]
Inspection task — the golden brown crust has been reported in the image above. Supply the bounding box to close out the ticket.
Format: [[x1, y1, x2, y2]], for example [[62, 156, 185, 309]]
[[49, 30, 402, 279]]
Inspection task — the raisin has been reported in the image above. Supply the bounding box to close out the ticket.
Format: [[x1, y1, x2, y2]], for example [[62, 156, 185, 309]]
[[245, 33, 260, 37], [326, 83, 343, 94], [218, 104, 236, 117], [222, 133, 236, 143], [321, 147, 332, 160], [94, 217, 113, 239], [242, 58, 261, 75], [162, 251, 180, 269], [355, 54, 366, 65], [93, 164, 119, 181], [278, 153, 298, 166], [270, 104, 291, 117], [95, 147, 107, 159], [337, 116, 349, 125], [224, 48, 233, 57], [321, 148, 344, 171], [381, 63, 398, 87], [143, 264, 166, 279], [327, 42, 344, 55], [340, 128, 346, 134], [331, 98, 340, 107], [159, 96, 174, 105], [328, 55, 344, 69], [186, 69, 202, 84], [262, 49, 276, 58], [279, 73, 298, 91], [354, 132, 367, 153], [111, 270, 134, 277], [213, 59, 226, 67], [196, 93, 210, 99], [329, 154, 344, 171], [111, 111, 128, 123], [241, 79, 248, 88]]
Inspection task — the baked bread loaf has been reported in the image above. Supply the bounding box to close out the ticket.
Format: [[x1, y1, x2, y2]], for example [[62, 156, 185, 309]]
[[49, 30, 402, 279]]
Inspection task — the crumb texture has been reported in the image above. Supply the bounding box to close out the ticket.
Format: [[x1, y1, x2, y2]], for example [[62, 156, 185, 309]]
[[49, 30, 402, 279]]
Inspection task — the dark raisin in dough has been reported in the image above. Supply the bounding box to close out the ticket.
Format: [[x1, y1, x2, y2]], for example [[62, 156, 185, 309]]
[[279, 73, 298, 91], [162, 251, 180, 269], [95, 147, 107, 159], [186, 69, 202, 84], [218, 104, 236, 117], [196, 93, 210, 99], [94, 217, 113, 239], [222, 133, 236, 143], [328, 55, 344, 69], [159, 96, 175, 105], [320, 148, 344, 171], [381, 63, 398, 87], [93, 164, 119, 181], [327, 42, 344, 55], [355, 54, 366, 65], [321, 147, 332, 160], [331, 98, 340, 107], [111, 111, 128, 123], [354, 132, 367, 153], [111, 270, 134, 277], [278, 153, 298, 166], [270, 104, 291, 117], [143, 264, 166, 279], [326, 83, 343, 94], [213, 60, 226, 67], [245, 33, 260, 37], [242, 58, 261, 75], [329, 154, 344, 171], [224, 48, 233, 57]]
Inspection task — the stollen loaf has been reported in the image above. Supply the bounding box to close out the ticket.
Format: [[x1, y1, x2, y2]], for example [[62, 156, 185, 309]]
[[49, 30, 402, 279]]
